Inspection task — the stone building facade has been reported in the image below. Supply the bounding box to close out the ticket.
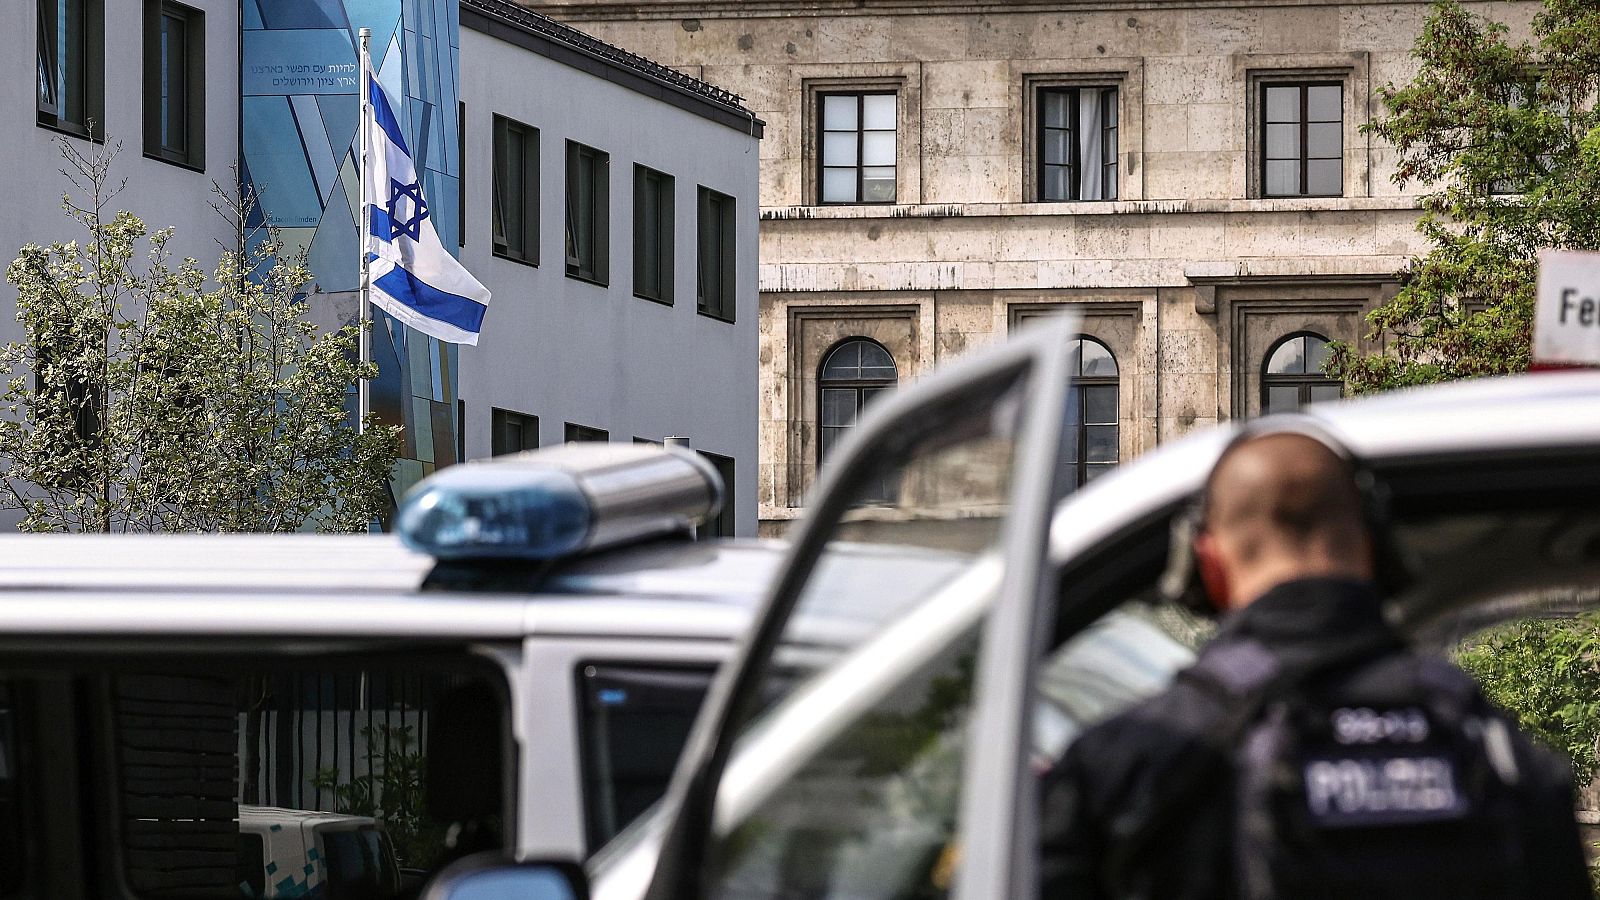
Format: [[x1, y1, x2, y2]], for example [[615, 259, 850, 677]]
[[525, 0, 1536, 532]]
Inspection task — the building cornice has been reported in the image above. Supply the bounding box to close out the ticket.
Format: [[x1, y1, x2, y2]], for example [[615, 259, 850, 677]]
[[462, 0, 765, 137], [527, 0, 1478, 21]]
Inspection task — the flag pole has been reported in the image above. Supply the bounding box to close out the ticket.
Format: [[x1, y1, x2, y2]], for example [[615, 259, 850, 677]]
[[357, 27, 372, 435]]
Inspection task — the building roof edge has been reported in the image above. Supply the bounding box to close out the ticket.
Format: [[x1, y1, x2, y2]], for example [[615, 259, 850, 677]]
[[460, 0, 765, 138]]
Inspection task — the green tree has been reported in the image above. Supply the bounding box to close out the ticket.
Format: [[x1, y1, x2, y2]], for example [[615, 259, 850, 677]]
[[1337, 0, 1600, 800], [0, 135, 398, 532], [1328, 0, 1600, 391]]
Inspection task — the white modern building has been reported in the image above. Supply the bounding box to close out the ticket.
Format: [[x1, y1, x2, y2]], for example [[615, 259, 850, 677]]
[[8, 0, 761, 535]]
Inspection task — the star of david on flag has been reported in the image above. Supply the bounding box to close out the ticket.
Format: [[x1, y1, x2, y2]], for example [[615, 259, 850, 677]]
[[361, 59, 490, 345]]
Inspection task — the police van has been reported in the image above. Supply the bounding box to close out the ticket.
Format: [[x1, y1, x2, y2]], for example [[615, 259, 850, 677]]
[[0, 442, 960, 898], [418, 320, 1600, 900]]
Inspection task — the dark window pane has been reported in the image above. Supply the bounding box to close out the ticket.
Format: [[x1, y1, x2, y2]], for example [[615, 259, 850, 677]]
[[1308, 383, 1343, 404], [1265, 384, 1301, 414], [1043, 128, 1070, 167], [1042, 166, 1068, 202], [159, 14, 185, 153], [821, 388, 859, 428], [1267, 337, 1306, 374], [1083, 385, 1117, 425], [1085, 425, 1118, 463], [579, 664, 717, 849], [1083, 463, 1113, 482], [1307, 158, 1342, 195], [1045, 89, 1071, 127], [1307, 84, 1342, 121]]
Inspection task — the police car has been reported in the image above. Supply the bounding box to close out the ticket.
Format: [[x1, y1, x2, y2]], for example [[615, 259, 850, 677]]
[[417, 319, 1600, 900], [0, 443, 963, 898]]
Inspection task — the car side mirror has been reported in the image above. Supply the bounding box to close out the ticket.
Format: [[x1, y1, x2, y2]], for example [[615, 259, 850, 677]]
[[420, 856, 589, 900]]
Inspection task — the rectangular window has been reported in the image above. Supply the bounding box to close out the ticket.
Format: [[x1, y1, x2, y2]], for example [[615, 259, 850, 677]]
[[1037, 86, 1118, 202], [38, 0, 104, 138], [491, 408, 538, 456], [143, 1, 203, 168], [565, 422, 609, 443], [456, 399, 466, 464], [699, 451, 736, 539], [697, 187, 736, 322], [492, 115, 538, 265], [819, 92, 896, 204], [0, 657, 508, 896], [633, 166, 674, 304], [577, 663, 716, 851], [566, 141, 610, 284], [457, 102, 466, 247], [1261, 82, 1343, 198]]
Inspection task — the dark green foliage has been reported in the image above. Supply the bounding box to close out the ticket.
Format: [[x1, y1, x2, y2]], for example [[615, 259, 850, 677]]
[[1328, 0, 1600, 391]]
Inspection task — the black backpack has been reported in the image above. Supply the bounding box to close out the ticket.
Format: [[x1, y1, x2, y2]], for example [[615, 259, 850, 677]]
[[1145, 636, 1547, 900]]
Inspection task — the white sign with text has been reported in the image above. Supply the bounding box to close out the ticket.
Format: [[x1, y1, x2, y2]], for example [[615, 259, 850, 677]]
[[1535, 249, 1600, 366]]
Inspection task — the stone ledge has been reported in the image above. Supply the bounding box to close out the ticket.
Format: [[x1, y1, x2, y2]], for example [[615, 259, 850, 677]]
[[761, 196, 1423, 221]]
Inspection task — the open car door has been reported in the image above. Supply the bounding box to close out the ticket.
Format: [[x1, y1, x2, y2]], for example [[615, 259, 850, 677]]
[[637, 316, 1081, 900]]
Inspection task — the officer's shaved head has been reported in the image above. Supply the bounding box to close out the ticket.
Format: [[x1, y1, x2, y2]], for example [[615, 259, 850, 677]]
[[1194, 432, 1374, 609]]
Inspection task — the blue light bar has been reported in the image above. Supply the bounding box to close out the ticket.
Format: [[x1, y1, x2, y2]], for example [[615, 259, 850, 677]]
[[396, 443, 722, 561]]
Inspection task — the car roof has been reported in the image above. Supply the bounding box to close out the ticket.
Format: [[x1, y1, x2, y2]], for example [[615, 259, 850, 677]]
[[0, 534, 791, 642]]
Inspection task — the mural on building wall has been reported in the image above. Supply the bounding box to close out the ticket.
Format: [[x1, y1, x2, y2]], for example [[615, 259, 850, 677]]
[[241, 0, 463, 501]]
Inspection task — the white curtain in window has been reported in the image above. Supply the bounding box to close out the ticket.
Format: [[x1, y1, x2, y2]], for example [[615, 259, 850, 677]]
[[1078, 91, 1104, 200]]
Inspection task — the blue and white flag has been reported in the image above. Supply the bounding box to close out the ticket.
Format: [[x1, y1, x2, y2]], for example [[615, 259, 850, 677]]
[[361, 61, 490, 345]]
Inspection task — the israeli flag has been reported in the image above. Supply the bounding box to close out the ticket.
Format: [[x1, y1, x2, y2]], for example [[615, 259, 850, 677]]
[[362, 62, 490, 345]]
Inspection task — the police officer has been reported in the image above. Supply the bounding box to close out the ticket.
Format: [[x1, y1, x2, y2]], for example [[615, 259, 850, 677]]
[[1039, 429, 1590, 900]]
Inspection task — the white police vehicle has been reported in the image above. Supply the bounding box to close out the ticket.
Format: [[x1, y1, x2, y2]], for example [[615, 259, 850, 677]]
[[0, 442, 964, 898], [421, 319, 1600, 900]]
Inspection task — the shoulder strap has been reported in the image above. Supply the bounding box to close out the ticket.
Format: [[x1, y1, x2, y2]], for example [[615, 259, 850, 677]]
[[1103, 631, 1400, 887]]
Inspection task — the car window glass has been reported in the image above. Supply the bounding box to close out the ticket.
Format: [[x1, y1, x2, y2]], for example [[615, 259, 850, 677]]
[[1032, 603, 1204, 766], [754, 370, 1028, 719], [578, 664, 717, 851], [0, 658, 506, 899], [710, 622, 983, 900]]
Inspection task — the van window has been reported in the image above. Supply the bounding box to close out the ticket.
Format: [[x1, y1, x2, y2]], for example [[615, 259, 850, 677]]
[[0, 657, 507, 898], [578, 664, 716, 851]]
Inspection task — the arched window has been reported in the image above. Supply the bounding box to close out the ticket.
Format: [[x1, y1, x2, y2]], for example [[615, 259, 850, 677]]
[[1070, 336, 1119, 486], [818, 338, 898, 464], [1262, 332, 1342, 415]]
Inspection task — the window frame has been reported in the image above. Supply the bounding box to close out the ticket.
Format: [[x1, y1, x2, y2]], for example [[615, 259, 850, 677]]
[[1068, 336, 1120, 488], [816, 337, 899, 474], [565, 141, 610, 286], [1258, 80, 1344, 199], [633, 165, 675, 306], [696, 186, 736, 322], [1260, 330, 1342, 414], [564, 422, 609, 444], [1035, 85, 1119, 203], [491, 114, 539, 267], [816, 90, 898, 206], [38, 0, 104, 141], [699, 451, 736, 538], [490, 407, 539, 457]]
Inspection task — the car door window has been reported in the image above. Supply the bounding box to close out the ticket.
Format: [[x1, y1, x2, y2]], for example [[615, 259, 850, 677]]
[[703, 365, 1036, 900], [0, 656, 509, 899]]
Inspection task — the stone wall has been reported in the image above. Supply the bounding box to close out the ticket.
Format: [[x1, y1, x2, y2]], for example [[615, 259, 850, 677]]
[[520, 0, 1538, 529]]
